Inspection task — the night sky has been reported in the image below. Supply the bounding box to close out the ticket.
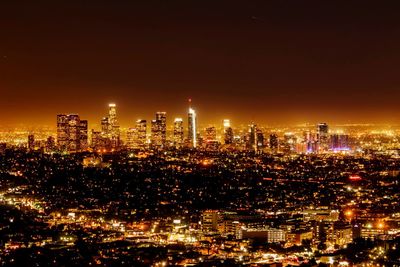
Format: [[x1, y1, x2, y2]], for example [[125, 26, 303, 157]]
[[1, 1, 400, 127]]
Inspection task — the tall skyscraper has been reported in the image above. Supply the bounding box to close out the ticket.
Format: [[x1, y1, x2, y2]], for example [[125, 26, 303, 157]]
[[126, 128, 137, 149], [108, 103, 117, 127], [156, 111, 167, 144], [108, 104, 120, 149], [136, 119, 147, 147], [101, 117, 109, 133], [283, 133, 297, 153], [67, 114, 81, 152], [57, 114, 88, 152], [269, 133, 279, 152], [173, 118, 184, 148], [304, 131, 318, 153], [317, 123, 329, 151], [91, 130, 104, 151], [127, 119, 147, 149], [151, 119, 158, 146], [97, 104, 120, 150], [223, 119, 234, 145], [224, 127, 234, 145], [79, 120, 88, 150], [205, 126, 217, 142], [256, 129, 264, 150], [188, 99, 197, 148], [248, 123, 257, 151], [151, 112, 167, 148], [57, 114, 69, 150]]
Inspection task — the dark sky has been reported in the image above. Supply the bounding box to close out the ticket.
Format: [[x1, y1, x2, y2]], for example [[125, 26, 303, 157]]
[[1, 1, 400, 128]]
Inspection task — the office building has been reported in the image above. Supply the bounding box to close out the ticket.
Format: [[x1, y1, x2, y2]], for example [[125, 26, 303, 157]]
[[269, 133, 279, 152], [317, 123, 329, 150], [205, 126, 217, 142], [151, 112, 167, 148], [248, 123, 257, 151], [57, 114, 88, 152], [126, 120, 147, 149], [223, 119, 234, 145], [173, 118, 184, 148], [256, 129, 264, 150], [188, 99, 197, 148]]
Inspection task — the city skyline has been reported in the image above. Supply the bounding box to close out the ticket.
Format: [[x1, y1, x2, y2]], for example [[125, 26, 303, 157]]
[[1, 1, 400, 126], [0, 2, 399, 265], [1, 100, 400, 130]]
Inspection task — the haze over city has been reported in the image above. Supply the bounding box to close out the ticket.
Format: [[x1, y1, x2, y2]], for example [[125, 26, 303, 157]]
[[1, 1, 400, 127]]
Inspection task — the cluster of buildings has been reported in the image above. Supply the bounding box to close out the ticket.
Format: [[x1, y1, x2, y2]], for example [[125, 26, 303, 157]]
[[0, 135, 399, 265], [54, 101, 199, 153], [50, 102, 353, 155], [199, 208, 399, 251]]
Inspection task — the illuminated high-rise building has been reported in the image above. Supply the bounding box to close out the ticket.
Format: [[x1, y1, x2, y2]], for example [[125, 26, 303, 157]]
[[126, 128, 137, 149], [97, 104, 120, 150], [256, 129, 264, 150], [304, 131, 318, 153], [136, 119, 147, 147], [269, 134, 279, 152], [108, 103, 117, 127], [67, 114, 81, 152], [151, 119, 158, 145], [187, 99, 197, 148], [57, 114, 88, 152], [204, 126, 219, 150], [91, 130, 105, 151], [151, 112, 167, 148], [108, 104, 120, 149], [283, 133, 297, 153], [248, 123, 257, 151], [317, 123, 329, 150], [156, 111, 167, 143], [224, 127, 234, 145], [57, 114, 69, 151], [101, 117, 109, 133], [79, 120, 88, 150], [223, 119, 234, 145], [127, 119, 147, 149], [173, 118, 184, 148], [150, 120, 160, 148], [205, 126, 217, 142]]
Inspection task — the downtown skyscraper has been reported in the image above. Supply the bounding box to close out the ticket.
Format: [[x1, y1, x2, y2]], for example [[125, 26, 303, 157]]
[[173, 118, 184, 148], [317, 122, 329, 151], [92, 104, 121, 151], [105, 104, 121, 149], [151, 112, 167, 148], [187, 100, 197, 148], [127, 119, 147, 149], [57, 114, 88, 152], [223, 119, 234, 145]]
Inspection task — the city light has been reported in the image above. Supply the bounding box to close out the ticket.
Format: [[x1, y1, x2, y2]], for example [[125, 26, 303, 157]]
[[1, 1, 399, 265]]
